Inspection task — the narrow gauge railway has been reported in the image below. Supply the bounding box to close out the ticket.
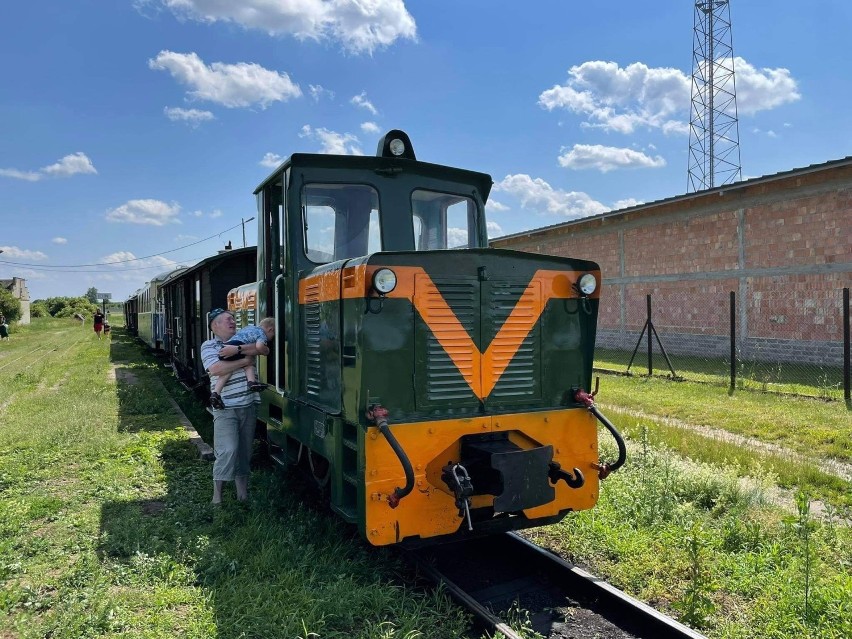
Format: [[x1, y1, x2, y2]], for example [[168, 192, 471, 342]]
[[405, 532, 707, 639]]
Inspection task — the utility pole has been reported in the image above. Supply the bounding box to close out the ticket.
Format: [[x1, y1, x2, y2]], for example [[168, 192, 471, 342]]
[[688, 0, 742, 192], [242, 216, 255, 248]]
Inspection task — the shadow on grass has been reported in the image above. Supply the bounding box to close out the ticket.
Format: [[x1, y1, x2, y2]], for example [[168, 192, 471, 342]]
[[95, 333, 467, 637], [95, 435, 463, 637], [106, 327, 216, 438]]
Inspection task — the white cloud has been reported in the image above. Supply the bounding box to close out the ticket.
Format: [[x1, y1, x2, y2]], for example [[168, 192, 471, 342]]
[[447, 227, 469, 248], [40, 152, 98, 177], [539, 60, 690, 134], [612, 198, 642, 210], [732, 58, 800, 114], [309, 84, 335, 101], [149, 51, 301, 108], [557, 144, 666, 172], [102, 251, 138, 265], [538, 57, 799, 135], [495, 174, 608, 220], [486, 220, 504, 238], [155, 0, 417, 54], [209, 209, 223, 218], [351, 91, 378, 115], [0, 246, 49, 260], [1, 152, 97, 182], [8, 268, 48, 281], [300, 125, 364, 155], [486, 199, 509, 212], [52, 237, 68, 244], [164, 106, 215, 125], [361, 121, 380, 134], [751, 127, 778, 138], [0, 168, 41, 181], [260, 152, 284, 168], [105, 199, 182, 226], [101, 251, 181, 280]]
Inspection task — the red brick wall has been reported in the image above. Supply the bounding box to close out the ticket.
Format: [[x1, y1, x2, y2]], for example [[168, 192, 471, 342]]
[[624, 211, 739, 276], [492, 162, 852, 360], [744, 190, 852, 268]]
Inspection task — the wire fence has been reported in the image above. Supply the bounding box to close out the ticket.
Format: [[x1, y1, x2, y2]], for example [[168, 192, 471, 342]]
[[595, 287, 851, 403]]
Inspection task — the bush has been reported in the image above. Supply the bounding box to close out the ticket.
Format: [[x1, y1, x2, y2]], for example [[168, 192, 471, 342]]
[[0, 288, 21, 322], [30, 301, 50, 318], [31, 296, 99, 318]]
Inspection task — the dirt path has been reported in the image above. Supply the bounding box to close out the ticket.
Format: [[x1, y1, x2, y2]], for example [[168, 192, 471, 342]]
[[599, 403, 852, 483], [599, 403, 852, 522]]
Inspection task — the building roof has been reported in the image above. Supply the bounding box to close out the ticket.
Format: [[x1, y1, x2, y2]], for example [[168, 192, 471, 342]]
[[491, 155, 852, 242]]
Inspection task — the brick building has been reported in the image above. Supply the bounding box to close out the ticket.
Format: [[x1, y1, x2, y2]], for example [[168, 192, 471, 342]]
[[0, 277, 31, 325], [491, 157, 851, 365]]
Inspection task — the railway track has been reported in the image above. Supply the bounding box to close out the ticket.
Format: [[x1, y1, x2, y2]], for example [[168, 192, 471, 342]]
[[405, 532, 707, 639]]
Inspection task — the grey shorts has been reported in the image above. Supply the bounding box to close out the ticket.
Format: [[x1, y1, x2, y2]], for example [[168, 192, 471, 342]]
[[212, 405, 257, 481]]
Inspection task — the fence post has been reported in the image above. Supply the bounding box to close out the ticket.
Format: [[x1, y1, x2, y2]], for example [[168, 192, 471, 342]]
[[844, 287, 850, 407], [730, 291, 736, 392], [647, 294, 653, 376]]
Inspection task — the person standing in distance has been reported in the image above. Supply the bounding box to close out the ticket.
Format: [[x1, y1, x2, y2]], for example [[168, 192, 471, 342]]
[[93, 309, 105, 338], [201, 308, 263, 504]]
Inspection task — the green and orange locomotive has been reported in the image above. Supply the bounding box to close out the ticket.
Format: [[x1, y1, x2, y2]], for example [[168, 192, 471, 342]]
[[228, 130, 625, 545]]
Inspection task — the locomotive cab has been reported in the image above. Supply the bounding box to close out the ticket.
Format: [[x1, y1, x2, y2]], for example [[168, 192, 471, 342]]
[[240, 130, 623, 545]]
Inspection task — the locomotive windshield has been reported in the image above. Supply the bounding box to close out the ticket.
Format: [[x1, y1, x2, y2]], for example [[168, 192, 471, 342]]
[[303, 184, 381, 263], [412, 189, 477, 250], [302, 183, 481, 264]]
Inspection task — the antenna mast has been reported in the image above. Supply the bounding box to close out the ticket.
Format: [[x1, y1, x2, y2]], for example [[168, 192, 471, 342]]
[[688, 0, 742, 192]]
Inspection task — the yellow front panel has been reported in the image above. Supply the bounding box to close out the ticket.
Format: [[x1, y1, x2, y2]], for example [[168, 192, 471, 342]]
[[363, 409, 599, 545]]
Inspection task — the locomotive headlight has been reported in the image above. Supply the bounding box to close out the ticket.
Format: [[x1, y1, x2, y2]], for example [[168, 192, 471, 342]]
[[372, 268, 397, 294], [578, 273, 597, 295], [388, 138, 406, 156]]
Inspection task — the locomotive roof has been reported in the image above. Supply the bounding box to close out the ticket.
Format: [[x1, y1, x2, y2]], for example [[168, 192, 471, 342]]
[[254, 152, 494, 202]]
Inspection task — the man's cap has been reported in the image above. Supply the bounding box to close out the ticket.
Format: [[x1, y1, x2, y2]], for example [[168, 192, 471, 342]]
[[208, 307, 231, 327]]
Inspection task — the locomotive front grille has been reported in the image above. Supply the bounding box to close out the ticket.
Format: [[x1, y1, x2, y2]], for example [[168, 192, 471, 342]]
[[485, 281, 541, 402], [419, 277, 478, 403], [414, 276, 542, 407]]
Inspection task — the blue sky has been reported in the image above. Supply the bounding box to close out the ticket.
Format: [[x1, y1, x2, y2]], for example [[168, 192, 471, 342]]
[[1, 1, 849, 302]]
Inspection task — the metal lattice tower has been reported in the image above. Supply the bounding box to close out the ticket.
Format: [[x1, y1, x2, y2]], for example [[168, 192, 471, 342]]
[[687, 0, 742, 192]]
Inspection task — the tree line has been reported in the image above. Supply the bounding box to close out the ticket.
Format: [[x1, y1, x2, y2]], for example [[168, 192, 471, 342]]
[[0, 286, 110, 323]]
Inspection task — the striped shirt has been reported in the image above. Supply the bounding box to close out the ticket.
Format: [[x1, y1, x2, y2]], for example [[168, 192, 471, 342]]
[[201, 337, 260, 408]]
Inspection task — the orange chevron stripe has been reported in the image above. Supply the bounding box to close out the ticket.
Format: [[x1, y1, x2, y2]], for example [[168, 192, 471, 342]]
[[299, 264, 598, 400]]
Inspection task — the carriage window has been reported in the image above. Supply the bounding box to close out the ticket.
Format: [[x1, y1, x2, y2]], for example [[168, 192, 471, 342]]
[[412, 190, 477, 250], [303, 184, 381, 263]]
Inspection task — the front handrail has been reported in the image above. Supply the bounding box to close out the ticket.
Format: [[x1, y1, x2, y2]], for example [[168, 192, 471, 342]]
[[274, 273, 285, 394], [575, 388, 627, 479]]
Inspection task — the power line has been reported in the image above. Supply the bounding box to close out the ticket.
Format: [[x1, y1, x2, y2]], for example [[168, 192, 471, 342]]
[[0, 254, 214, 273], [0, 221, 245, 268]]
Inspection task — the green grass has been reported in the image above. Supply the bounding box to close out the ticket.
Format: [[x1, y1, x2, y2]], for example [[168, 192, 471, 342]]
[[595, 347, 847, 400], [528, 434, 852, 638], [0, 320, 471, 638], [604, 407, 852, 509], [2, 318, 850, 639], [592, 371, 852, 463]]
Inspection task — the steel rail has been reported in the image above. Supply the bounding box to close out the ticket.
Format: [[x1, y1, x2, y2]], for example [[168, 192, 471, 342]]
[[508, 532, 708, 639], [404, 532, 708, 639]]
